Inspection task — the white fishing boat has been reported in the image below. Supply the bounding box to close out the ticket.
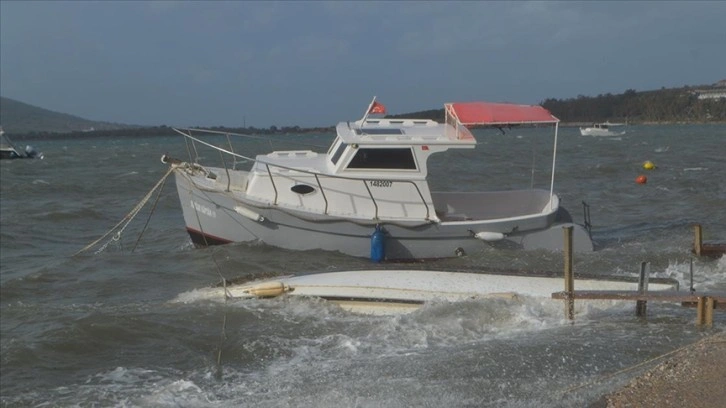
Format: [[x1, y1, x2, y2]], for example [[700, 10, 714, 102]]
[[175, 269, 680, 315], [163, 98, 594, 261], [579, 122, 626, 137], [0, 127, 44, 160]]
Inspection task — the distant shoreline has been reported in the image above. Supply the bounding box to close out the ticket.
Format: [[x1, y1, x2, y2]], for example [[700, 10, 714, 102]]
[[5, 121, 725, 141]]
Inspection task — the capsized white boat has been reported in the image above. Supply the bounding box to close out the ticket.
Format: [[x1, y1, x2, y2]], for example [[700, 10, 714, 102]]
[[163, 98, 594, 261], [174, 269, 680, 315], [579, 122, 626, 137]]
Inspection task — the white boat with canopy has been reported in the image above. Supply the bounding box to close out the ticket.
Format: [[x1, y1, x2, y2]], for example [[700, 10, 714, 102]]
[[163, 98, 594, 260]]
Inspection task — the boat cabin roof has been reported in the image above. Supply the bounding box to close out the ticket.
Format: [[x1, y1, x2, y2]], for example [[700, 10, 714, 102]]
[[335, 119, 474, 147], [334, 101, 559, 148]]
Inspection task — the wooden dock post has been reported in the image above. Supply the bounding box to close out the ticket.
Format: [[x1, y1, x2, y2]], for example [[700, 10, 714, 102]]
[[694, 224, 703, 256], [696, 296, 715, 326], [692, 224, 726, 257], [636, 262, 649, 317], [705, 297, 715, 326], [563, 226, 574, 320]]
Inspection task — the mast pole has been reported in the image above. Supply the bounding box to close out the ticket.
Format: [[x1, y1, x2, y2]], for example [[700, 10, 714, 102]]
[[359, 96, 377, 126]]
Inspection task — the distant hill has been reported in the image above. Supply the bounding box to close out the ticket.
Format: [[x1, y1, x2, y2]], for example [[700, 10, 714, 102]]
[[0, 96, 134, 134], [2, 80, 724, 137]]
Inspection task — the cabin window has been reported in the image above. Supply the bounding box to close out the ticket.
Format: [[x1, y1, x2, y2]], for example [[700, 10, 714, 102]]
[[346, 148, 417, 170], [330, 142, 347, 165], [327, 137, 341, 155]]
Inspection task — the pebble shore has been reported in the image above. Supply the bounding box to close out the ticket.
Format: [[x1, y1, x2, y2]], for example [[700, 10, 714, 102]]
[[600, 332, 726, 408]]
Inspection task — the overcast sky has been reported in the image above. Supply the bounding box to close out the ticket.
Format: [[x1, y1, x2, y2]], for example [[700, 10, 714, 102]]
[[1, 1, 725, 128]]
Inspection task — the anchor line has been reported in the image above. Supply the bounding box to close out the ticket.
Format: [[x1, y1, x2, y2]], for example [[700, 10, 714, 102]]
[[215, 310, 228, 381], [74, 166, 175, 256], [186, 183, 234, 299], [131, 170, 170, 252]]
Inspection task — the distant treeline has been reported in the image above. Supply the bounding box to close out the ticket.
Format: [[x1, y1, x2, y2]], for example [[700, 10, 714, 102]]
[[541, 86, 726, 124], [387, 86, 726, 125], [7, 125, 336, 141]]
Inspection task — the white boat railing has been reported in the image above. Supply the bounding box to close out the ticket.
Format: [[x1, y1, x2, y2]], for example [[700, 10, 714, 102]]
[[172, 128, 433, 221]]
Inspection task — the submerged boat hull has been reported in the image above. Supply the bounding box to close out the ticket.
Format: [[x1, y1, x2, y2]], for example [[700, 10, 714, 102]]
[[175, 269, 680, 315], [174, 171, 593, 260]]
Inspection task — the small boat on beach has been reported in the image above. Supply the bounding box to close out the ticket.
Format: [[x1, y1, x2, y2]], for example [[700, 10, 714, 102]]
[[163, 98, 594, 260], [579, 122, 626, 137], [0, 128, 44, 160]]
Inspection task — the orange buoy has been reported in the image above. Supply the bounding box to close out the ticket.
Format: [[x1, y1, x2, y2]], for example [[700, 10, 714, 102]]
[[243, 281, 290, 297], [635, 175, 647, 184]]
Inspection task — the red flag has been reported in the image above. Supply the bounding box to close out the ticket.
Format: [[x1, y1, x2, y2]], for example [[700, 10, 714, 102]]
[[369, 101, 386, 114]]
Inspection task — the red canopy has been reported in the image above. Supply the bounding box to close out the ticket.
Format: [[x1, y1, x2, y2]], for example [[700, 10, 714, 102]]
[[448, 102, 559, 126]]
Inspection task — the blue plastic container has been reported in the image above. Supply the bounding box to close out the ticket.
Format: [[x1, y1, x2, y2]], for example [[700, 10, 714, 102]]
[[370, 225, 385, 262]]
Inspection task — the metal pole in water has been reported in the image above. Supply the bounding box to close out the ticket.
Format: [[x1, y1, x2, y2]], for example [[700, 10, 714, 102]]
[[563, 226, 574, 320], [636, 261, 649, 317]]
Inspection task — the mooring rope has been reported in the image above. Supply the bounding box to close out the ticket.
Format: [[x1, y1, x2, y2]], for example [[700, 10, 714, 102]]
[[131, 171, 171, 253], [74, 166, 175, 256]]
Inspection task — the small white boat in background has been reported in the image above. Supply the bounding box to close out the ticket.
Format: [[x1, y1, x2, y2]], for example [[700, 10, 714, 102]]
[[164, 98, 594, 261], [579, 122, 626, 136], [175, 269, 680, 315], [0, 127, 44, 160]]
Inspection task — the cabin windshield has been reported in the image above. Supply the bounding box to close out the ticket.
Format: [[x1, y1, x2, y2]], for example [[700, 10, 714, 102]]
[[330, 140, 347, 165], [346, 148, 417, 170]]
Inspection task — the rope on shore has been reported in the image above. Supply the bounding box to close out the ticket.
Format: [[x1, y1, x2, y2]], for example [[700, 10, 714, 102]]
[[74, 166, 175, 256], [561, 334, 726, 395]]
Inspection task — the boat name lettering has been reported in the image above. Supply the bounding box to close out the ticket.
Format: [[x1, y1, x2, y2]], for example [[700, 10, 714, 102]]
[[369, 180, 393, 187], [190, 200, 216, 218]]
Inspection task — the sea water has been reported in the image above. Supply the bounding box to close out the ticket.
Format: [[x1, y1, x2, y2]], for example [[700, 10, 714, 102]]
[[1, 124, 725, 407]]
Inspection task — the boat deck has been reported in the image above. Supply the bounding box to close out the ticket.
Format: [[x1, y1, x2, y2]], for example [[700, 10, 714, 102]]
[[432, 189, 553, 221]]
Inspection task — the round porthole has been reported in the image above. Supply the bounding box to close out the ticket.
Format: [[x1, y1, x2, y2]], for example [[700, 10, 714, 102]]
[[291, 184, 315, 195]]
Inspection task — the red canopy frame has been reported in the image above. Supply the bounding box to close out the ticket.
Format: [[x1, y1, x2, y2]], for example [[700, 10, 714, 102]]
[[444, 101, 560, 209], [445, 101, 559, 126]]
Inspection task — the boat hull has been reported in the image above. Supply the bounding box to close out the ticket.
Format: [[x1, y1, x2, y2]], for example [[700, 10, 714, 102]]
[[174, 269, 680, 315], [579, 128, 625, 137], [173, 170, 594, 260]]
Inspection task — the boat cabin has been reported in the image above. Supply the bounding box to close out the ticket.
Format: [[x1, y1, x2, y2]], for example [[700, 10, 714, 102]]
[[328, 118, 476, 177], [238, 102, 559, 224], [244, 118, 475, 223]]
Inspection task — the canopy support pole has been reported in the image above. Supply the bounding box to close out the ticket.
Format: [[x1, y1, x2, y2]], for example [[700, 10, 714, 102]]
[[549, 122, 559, 210]]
